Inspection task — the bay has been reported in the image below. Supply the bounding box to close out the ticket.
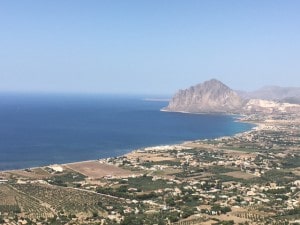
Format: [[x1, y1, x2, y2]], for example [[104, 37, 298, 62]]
[[0, 94, 253, 170]]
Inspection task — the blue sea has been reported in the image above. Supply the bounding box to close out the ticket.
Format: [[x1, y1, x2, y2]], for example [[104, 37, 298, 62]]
[[0, 94, 254, 170]]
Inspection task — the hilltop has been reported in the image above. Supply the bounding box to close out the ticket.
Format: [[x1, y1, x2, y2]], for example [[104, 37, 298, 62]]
[[238, 86, 300, 104], [163, 79, 300, 114], [163, 79, 243, 113]]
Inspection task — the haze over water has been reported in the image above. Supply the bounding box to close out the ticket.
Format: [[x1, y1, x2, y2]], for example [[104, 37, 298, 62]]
[[0, 94, 254, 170]]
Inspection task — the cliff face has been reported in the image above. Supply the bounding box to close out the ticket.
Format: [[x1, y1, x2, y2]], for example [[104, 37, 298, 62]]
[[163, 79, 244, 113]]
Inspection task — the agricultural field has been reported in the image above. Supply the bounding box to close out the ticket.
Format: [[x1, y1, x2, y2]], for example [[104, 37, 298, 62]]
[[12, 183, 104, 216], [7, 168, 52, 180], [64, 160, 135, 179], [0, 183, 53, 219], [223, 171, 257, 180]]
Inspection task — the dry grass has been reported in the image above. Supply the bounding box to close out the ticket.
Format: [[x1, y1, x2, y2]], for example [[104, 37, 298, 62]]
[[64, 160, 135, 179], [126, 152, 175, 162], [292, 167, 300, 176], [0, 184, 18, 206], [182, 142, 215, 150], [7, 168, 52, 180], [223, 171, 256, 179]]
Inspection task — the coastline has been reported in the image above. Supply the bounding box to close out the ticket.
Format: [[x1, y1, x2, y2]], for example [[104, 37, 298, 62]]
[[0, 113, 256, 174], [161, 108, 258, 127], [2, 110, 299, 224], [160, 108, 245, 116]]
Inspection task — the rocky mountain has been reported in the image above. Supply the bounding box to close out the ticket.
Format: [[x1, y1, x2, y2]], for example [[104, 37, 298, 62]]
[[238, 86, 300, 104], [163, 79, 244, 113], [163, 79, 300, 114]]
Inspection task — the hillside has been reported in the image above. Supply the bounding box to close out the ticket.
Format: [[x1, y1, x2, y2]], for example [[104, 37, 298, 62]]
[[238, 86, 300, 104], [164, 79, 300, 114], [163, 79, 243, 113]]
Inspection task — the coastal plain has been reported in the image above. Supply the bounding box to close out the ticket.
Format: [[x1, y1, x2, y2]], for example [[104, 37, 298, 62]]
[[1, 111, 300, 225]]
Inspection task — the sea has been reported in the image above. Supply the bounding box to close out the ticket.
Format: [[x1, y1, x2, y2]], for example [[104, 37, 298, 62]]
[[0, 94, 254, 171]]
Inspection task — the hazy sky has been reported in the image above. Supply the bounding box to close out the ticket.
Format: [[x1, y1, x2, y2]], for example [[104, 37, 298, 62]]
[[0, 1, 300, 95]]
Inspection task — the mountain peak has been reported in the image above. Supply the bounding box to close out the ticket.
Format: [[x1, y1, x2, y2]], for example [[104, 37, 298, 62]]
[[205, 78, 223, 83], [163, 79, 243, 113]]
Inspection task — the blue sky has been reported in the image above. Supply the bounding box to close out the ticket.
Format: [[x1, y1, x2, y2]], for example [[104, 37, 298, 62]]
[[0, 0, 300, 95]]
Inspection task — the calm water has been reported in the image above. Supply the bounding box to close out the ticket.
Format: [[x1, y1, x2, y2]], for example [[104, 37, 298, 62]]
[[0, 94, 253, 170]]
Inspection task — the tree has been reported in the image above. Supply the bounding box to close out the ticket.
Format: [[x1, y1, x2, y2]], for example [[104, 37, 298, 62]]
[[181, 207, 194, 218], [165, 196, 176, 207]]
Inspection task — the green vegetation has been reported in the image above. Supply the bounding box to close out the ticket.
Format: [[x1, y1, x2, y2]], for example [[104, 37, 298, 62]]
[[46, 171, 86, 187], [282, 155, 300, 168], [141, 160, 181, 168], [211, 204, 232, 214], [208, 165, 238, 174], [126, 175, 172, 192]]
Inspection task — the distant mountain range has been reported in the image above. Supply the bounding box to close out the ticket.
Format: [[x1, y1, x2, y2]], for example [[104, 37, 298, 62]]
[[163, 79, 300, 114], [237, 86, 300, 104]]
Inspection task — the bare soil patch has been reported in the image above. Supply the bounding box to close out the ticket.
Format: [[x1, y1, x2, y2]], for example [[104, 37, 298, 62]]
[[223, 171, 256, 179], [292, 167, 300, 176], [126, 152, 175, 162], [7, 168, 52, 180], [64, 160, 135, 179]]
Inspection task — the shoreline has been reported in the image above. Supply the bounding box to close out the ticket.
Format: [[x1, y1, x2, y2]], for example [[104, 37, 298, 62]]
[[0, 114, 256, 174], [160, 108, 241, 115], [162, 108, 260, 130], [2, 111, 299, 224]]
